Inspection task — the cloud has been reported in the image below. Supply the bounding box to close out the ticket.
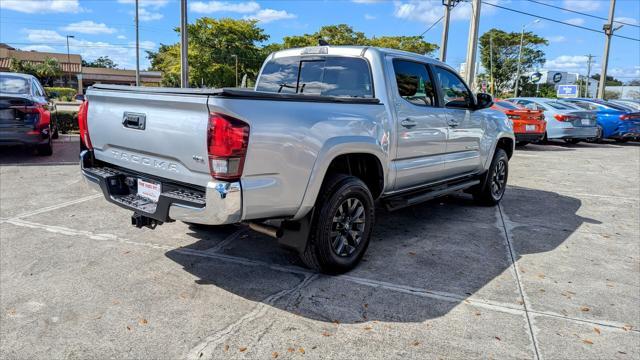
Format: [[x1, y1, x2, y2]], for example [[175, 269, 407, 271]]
[[364, 14, 376, 20], [544, 55, 596, 73], [547, 35, 567, 43], [393, 0, 497, 25], [614, 17, 639, 26], [137, 7, 164, 21], [117, 35, 127, 40], [62, 21, 117, 35], [190, 1, 260, 14], [117, 0, 168, 7], [565, 18, 585, 26], [20, 45, 56, 53], [0, 0, 82, 14], [22, 29, 156, 69], [243, 9, 296, 23], [563, 0, 600, 12]]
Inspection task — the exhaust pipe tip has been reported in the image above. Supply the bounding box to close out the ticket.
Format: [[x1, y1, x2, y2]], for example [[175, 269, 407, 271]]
[[249, 222, 283, 238]]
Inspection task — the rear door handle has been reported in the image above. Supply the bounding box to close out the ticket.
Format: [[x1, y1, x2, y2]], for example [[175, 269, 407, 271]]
[[447, 119, 460, 127], [400, 119, 417, 128]]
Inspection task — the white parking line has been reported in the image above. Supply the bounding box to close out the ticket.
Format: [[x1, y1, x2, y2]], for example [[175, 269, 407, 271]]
[[0, 193, 102, 223], [5, 217, 638, 334]]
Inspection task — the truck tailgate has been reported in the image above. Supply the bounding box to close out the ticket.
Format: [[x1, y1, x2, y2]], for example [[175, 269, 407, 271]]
[[86, 88, 212, 187]]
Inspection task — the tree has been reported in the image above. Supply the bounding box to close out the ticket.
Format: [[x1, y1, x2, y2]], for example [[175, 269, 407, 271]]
[[148, 18, 268, 88], [604, 90, 620, 99], [591, 73, 623, 86], [281, 24, 437, 55], [9, 57, 61, 86], [479, 29, 548, 95], [82, 56, 118, 69], [627, 79, 640, 86]]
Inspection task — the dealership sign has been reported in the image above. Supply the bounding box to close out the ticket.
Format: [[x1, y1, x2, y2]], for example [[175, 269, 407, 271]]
[[557, 85, 578, 98]]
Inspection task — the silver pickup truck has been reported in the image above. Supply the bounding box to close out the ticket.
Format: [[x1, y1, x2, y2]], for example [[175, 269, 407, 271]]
[[80, 46, 514, 273]]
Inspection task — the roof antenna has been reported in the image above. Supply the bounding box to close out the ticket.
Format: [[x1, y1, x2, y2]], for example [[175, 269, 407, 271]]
[[318, 38, 330, 46]]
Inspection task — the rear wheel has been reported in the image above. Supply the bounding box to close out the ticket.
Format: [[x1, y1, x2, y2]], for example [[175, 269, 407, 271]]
[[472, 148, 508, 206], [299, 174, 375, 274]]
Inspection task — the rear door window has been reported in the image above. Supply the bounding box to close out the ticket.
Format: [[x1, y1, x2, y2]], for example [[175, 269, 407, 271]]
[[432, 66, 472, 108], [256, 56, 373, 98], [392, 59, 436, 107]]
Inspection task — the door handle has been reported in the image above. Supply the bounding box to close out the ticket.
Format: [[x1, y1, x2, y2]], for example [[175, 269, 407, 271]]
[[400, 119, 417, 128], [447, 119, 460, 127]]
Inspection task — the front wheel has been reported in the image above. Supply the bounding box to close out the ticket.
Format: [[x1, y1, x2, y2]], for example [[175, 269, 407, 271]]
[[472, 148, 509, 206], [299, 174, 375, 274]]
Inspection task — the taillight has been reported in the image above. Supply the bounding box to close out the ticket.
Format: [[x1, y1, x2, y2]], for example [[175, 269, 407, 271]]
[[620, 114, 639, 121], [78, 100, 92, 150], [554, 114, 577, 122], [207, 113, 249, 181]]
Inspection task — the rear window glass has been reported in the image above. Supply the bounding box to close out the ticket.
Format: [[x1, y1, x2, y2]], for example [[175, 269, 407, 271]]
[[495, 101, 519, 110], [256, 56, 373, 98], [545, 101, 576, 110], [0, 75, 30, 95]]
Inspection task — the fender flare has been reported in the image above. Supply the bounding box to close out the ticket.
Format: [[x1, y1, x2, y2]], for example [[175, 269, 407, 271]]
[[292, 136, 387, 220]]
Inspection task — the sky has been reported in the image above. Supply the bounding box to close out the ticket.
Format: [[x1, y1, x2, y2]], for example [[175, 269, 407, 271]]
[[0, 0, 638, 83]]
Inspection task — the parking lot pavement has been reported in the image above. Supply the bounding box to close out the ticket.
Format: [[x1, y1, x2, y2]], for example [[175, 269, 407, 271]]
[[1, 139, 638, 359]]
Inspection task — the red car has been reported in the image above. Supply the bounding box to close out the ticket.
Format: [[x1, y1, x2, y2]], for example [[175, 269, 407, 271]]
[[492, 99, 546, 146]]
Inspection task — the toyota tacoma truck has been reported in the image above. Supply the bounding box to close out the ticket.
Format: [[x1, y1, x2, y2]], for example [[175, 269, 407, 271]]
[[80, 46, 514, 273]]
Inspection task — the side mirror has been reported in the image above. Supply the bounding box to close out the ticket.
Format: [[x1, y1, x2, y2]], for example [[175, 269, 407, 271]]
[[475, 93, 493, 110]]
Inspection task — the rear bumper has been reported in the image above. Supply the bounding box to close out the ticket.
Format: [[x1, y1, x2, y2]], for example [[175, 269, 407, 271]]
[[0, 130, 49, 146], [549, 126, 598, 140], [613, 121, 640, 138], [80, 150, 241, 225], [515, 132, 545, 142]]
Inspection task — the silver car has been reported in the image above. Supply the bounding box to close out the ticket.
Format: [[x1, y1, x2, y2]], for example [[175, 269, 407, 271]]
[[507, 97, 598, 144]]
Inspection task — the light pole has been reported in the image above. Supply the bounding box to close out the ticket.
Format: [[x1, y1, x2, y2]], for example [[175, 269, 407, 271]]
[[66, 35, 74, 87], [180, 0, 189, 88], [135, 0, 140, 86], [513, 19, 540, 97], [597, 0, 620, 99], [231, 54, 238, 87]]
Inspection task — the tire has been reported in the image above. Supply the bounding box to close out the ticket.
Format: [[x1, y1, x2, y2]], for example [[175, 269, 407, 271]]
[[472, 148, 509, 206], [299, 174, 375, 274], [516, 141, 529, 146], [564, 138, 581, 144], [52, 126, 59, 140], [36, 138, 53, 156]]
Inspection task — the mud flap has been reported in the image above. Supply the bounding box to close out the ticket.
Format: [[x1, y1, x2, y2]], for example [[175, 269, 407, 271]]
[[277, 208, 315, 254]]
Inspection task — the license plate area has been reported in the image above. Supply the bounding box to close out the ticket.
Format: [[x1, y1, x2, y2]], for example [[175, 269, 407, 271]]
[[137, 178, 161, 203], [525, 124, 536, 132], [581, 119, 590, 125]]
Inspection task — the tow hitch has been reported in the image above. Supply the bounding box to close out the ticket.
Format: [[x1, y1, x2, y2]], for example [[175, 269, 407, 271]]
[[131, 213, 161, 229]]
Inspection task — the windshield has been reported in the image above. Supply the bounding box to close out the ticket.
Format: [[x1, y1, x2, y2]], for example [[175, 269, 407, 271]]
[[0, 75, 30, 95]]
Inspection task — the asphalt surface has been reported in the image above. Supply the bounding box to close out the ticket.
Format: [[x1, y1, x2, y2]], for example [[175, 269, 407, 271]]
[[1, 137, 639, 359]]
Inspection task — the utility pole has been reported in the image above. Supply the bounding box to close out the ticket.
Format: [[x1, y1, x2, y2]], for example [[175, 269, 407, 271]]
[[597, 0, 616, 99], [585, 54, 594, 98], [135, 0, 140, 86], [231, 54, 238, 87], [489, 32, 494, 97], [180, 0, 189, 88], [65, 35, 74, 87], [464, 0, 481, 89], [439, 0, 452, 62], [514, 19, 540, 97]]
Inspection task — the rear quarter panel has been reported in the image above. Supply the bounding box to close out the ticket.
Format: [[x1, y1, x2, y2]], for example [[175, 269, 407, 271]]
[[208, 97, 390, 221]]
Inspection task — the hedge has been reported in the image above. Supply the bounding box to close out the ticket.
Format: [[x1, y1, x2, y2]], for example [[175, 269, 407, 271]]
[[53, 110, 79, 133], [44, 87, 77, 101]]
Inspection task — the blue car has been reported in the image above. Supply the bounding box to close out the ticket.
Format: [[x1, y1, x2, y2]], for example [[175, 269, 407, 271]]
[[561, 98, 640, 142]]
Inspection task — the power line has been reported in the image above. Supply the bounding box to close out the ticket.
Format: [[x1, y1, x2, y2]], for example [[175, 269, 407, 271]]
[[526, 0, 639, 28], [419, 16, 444, 37], [483, 2, 640, 42]]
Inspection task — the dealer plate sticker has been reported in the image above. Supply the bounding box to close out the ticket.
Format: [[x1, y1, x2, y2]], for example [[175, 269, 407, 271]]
[[525, 125, 536, 132], [137, 179, 161, 202]]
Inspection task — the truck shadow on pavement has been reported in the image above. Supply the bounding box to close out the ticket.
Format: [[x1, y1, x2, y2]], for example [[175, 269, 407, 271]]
[[165, 186, 599, 323]]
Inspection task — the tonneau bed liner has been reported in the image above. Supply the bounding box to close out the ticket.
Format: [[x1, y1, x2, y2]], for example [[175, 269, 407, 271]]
[[90, 84, 381, 104]]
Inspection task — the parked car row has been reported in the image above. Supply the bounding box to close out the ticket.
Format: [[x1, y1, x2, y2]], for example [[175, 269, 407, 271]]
[[497, 97, 639, 145]]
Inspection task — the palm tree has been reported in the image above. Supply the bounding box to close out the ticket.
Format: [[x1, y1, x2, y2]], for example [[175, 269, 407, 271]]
[[35, 57, 62, 86]]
